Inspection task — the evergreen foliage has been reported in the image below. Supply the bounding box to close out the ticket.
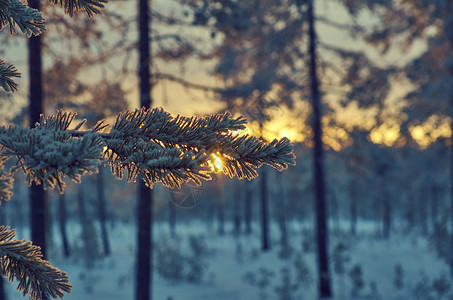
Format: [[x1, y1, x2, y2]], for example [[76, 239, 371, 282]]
[[0, 0, 106, 93], [0, 225, 71, 299]]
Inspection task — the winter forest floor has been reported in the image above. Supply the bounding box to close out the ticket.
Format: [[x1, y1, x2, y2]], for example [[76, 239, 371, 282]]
[[5, 221, 452, 300]]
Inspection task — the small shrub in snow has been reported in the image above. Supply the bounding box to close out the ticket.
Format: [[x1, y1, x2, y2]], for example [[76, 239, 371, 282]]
[[393, 263, 404, 290], [243, 267, 275, 299], [274, 267, 300, 300], [349, 264, 365, 297]]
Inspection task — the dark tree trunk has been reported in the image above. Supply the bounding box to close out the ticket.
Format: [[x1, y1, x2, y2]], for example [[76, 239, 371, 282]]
[[58, 194, 70, 257], [136, 0, 153, 297], [97, 167, 110, 255], [260, 167, 270, 251], [244, 182, 253, 235], [136, 184, 153, 300], [307, 0, 332, 297], [28, 0, 47, 298]]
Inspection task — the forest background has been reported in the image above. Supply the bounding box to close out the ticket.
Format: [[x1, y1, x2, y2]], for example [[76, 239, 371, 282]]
[[1, 0, 453, 299]]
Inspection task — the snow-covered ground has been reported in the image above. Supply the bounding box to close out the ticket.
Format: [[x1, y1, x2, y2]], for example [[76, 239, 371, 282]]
[[5, 221, 451, 299]]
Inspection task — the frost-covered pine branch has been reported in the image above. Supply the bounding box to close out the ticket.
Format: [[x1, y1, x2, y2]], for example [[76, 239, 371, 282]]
[[0, 60, 21, 92], [0, 0, 45, 36], [0, 0, 108, 93], [0, 226, 72, 299], [0, 108, 296, 193]]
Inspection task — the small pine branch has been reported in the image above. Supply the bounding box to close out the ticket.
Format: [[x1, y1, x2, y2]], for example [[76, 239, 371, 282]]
[[0, 0, 45, 37], [0, 226, 72, 299], [48, 0, 108, 17], [0, 160, 13, 202], [0, 111, 104, 192], [0, 59, 21, 93]]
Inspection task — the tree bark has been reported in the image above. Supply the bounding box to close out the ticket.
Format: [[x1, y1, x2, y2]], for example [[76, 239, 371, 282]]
[[97, 167, 110, 255], [28, 0, 47, 298], [136, 0, 153, 298], [307, 0, 332, 297]]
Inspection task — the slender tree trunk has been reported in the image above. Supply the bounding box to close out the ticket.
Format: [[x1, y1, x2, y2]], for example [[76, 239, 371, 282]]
[[217, 177, 225, 236], [419, 188, 428, 235], [78, 185, 98, 268], [260, 167, 270, 251], [450, 110, 453, 277], [349, 181, 357, 235], [97, 167, 110, 255], [449, 118, 453, 276], [28, 0, 47, 298], [382, 196, 391, 239], [233, 183, 241, 236], [276, 171, 288, 253], [431, 185, 438, 228], [307, 0, 332, 297], [0, 199, 6, 300], [244, 182, 253, 235], [168, 200, 176, 237], [136, 0, 153, 298], [58, 194, 70, 257]]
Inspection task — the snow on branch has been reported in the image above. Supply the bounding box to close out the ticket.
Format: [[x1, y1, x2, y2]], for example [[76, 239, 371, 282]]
[[0, 108, 296, 192], [0, 226, 72, 299], [0, 0, 45, 37], [0, 59, 21, 93], [0, 159, 13, 202], [48, 0, 107, 17], [0, 111, 104, 192]]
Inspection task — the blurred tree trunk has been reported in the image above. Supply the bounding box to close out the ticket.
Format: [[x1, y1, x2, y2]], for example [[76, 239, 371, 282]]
[[217, 177, 225, 236], [276, 171, 288, 254], [260, 166, 270, 251], [233, 183, 242, 236], [0, 198, 6, 300], [349, 182, 357, 235], [28, 0, 47, 298], [419, 188, 428, 235], [135, 0, 153, 298], [244, 182, 253, 235], [206, 197, 215, 232], [78, 184, 99, 268], [97, 167, 110, 255], [382, 195, 391, 238], [58, 194, 70, 257], [431, 185, 439, 228], [307, 0, 332, 297], [168, 200, 176, 237]]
